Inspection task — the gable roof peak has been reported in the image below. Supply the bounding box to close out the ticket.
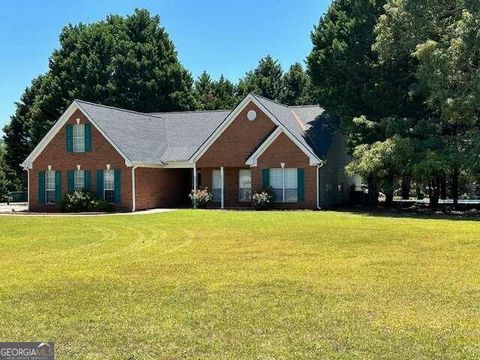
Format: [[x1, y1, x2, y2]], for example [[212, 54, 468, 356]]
[[249, 93, 289, 108], [248, 94, 321, 110], [74, 99, 157, 118], [151, 109, 231, 115]]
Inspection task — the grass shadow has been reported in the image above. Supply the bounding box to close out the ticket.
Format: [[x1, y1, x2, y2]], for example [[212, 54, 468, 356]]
[[333, 205, 480, 222]]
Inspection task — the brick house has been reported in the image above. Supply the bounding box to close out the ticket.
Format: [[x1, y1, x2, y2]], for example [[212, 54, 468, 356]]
[[21, 94, 360, 211]]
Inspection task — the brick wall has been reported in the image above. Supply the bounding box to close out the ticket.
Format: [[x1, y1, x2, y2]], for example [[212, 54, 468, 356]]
[[196, 102, 318, 209], [198, 133, 318, 209], [198, 167, 251, 208], [28, 101, 319, 211], [197, 102, 276, 168], [253, 132, 318, 209], [135, 168, 191, 209], [29, 109, 132, 211]]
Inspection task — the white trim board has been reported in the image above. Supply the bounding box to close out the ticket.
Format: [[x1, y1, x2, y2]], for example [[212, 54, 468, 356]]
[[131, 161, 193, 169], [189, 93, 321, 165], [246, 127, 323, 167], [21, 100, 133, 169]]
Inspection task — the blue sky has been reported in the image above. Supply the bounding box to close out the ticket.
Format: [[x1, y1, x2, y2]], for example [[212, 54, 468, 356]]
[[0, 0, 330, 135]]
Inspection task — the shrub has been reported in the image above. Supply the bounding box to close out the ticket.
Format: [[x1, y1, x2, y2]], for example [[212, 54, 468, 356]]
[[59, 190, 113, 212], [189, 188, 212, 208], [252, 188, 275, 210], [90, 198, 113, 212]]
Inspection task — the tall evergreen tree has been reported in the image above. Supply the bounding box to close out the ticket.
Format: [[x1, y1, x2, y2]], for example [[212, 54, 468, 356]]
[[280, 63, 314, 105], [214, 75, 238, 109], [194, 72, 216, 109], [237, 55, 284, 100], [308, 0, 391, 204], [308, 0, 429, 206], [47, 9, 195, 113], [307, 0, 386, 123], [0, 140, 9, 199], [194, 72, 238, 110]]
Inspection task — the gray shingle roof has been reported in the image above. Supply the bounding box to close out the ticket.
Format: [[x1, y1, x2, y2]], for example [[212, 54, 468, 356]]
[[76, 100, 168, 163], [76, 100, 228, 164], [252, 94, 337, 157], [75, 94, 338, 165], [290, 105, 340, 157], [153, 110, 230, 162]]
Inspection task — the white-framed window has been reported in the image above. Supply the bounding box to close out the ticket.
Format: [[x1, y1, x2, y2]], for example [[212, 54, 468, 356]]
[[270, 169, 283, 201], [197, 171, 202, 187], [73, 124, 85, 152], [74, 170, 84, 190], [239, 169, 251, 202], [104, 169, 114, 203], [212, 170, 221, 202], [270, 168, 298, 202], [284, 168, 298, 202], [45, 170, 56, 204]]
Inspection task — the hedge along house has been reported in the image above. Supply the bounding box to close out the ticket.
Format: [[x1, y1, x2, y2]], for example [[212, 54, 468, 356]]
[[21, 93, 360, 211]]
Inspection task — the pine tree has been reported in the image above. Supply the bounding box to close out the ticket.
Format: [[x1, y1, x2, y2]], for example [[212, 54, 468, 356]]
[[194, 73, 238, 110], [307, 0, 387, 123], [280, 63, 314, 105], [237, 55, 283, 100]]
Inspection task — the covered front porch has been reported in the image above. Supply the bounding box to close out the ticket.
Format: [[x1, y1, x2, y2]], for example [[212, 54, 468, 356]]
[[132, 162, 316, 211], [192, 166, 253, 209], [190, 165, 313, 209]]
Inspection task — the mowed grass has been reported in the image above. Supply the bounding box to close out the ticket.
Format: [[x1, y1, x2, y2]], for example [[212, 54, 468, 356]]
[[0, 211, 479, 359]]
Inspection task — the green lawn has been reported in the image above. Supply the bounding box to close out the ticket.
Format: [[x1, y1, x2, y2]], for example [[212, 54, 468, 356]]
[[0, 210, 479, 359]]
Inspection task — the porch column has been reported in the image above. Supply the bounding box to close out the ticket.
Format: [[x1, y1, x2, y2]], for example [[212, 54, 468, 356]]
[[220, 166, 224, 209], [131, 166, 137, 212], [193, 163, 197, 190], [26, 169, 30, 211]]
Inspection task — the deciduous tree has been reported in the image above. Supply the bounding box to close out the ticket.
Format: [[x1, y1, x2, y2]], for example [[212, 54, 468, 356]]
[[375, 0, 480, 207]]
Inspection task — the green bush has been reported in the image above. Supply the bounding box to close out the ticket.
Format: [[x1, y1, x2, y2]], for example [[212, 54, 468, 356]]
[[251, 187, 275, 210], [189, 188, 212, 209], [59, 190, 113, 212]]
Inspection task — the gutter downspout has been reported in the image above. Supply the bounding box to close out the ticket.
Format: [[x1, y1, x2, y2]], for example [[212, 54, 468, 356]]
[[220, 166, 224, 209], [193, 163, 197, 209], [26, 168, 30, 211], [131, 166, 137, 212], [193, 163, 197, 190], [316, 162, 325, 210]]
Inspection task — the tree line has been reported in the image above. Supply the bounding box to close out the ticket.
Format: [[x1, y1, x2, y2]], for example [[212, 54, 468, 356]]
[[3, 2, 480, 208], [309, 0, 480, 208]]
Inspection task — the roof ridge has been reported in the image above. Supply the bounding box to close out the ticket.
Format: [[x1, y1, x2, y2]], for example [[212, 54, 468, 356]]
[[249, 94, 321, 109], [75, 99, 158, 118], [250, 93, 289, 108], [289, 107, 307, 131], [289, 104, 321, 108], [151, 109, 231, 115], [75, 99, 232, 117]]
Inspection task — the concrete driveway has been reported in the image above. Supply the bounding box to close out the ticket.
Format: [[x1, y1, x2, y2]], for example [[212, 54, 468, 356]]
[[0, 202, 28, 213], [0, 203, 177, 216]]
